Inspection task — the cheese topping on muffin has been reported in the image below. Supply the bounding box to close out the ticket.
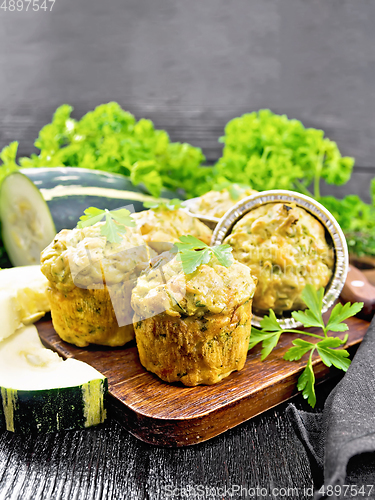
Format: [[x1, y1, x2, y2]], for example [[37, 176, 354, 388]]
[[192, 187, 257, 218], [132, 209, 212, 253], [41, 223, 155, 292], [131, 252, 257, 319], [224, 202, 334, 313]]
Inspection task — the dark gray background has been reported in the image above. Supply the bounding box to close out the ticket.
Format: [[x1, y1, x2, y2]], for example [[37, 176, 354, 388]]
[[0, 0, 374, 203]]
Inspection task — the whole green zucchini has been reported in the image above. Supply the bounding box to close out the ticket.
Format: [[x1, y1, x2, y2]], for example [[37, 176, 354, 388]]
[[22, 167, 176, 232]]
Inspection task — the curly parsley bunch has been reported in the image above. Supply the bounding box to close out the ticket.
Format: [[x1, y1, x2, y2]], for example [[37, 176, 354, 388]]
[[18, 102, 207, 198], [213, 109, 354, 196]]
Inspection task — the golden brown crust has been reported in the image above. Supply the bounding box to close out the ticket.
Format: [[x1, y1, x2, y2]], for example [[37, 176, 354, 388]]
[[193, 187, 258, 218], [40, 223, 155, 292], [134, 300, 252, 386], [40, 221, 156, 347], [131, 255, 257, 319], [47, 281, 135, 347], [133, 209, 212, 253], [224, 203, 334, 313]]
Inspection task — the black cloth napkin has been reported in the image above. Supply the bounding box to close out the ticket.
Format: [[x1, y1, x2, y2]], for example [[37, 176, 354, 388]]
[[287, 316, 375, 499]]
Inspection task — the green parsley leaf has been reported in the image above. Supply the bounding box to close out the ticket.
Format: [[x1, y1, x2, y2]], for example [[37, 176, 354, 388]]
[[260, 332, 283, 360], [249, 284, 362, 408], [315, 336, 347, 348], [77, 207, 107, 228], [297, 285, 325, 329], [248, 327, 272, 350], [175, 235, 208, 251], [176, 248, 211, 275], [100, 213, 128, 244], [260, 309, 282, 332], [326, 301, 364, 333], [316, 340, 351, 371], [284, 339, 315, 361], [297, 357, 316, 408], [248, 327, 282, 360], [291, 309, 325, 329], [77, 207, 135, 244], [211, 244, 234, 268], [175, 235, 233, 274], [110, 208, 136, 228]]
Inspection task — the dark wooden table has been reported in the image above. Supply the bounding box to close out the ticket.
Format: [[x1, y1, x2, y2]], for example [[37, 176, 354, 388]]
[[0, 372, 344, 500]]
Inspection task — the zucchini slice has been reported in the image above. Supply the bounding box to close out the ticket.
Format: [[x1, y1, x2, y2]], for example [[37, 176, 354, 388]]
[[0, 325, 107, 434], [0, 265, 50, 341], [0, 290, 20, 343], [0, 172, 56, 266]]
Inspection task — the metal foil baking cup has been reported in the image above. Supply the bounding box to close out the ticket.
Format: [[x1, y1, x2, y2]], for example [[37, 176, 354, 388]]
[[211, 190, 349, 329], [182, 198, 220, 230]]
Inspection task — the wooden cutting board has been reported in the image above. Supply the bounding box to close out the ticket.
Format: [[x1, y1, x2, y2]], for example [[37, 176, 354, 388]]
[[36, 314, 369, 447]]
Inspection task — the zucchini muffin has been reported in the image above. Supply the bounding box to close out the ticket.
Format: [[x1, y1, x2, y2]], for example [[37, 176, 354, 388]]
[[40, 223, 155, 347], [132, 208, 212, 253], [131, 252, 257, 386], [193, 186, 257, 218], [224, 202, 334, 314]]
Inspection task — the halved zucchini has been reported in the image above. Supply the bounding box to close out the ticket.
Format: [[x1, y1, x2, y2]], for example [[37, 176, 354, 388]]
[[0, 325, 107, 433], [0, 172, 56, 266], [0, 265, 50, 341]]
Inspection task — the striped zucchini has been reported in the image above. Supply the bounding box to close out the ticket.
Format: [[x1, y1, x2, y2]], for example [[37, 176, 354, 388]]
[[22, 167, 176, 231], [0, 325, 107, 434]]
